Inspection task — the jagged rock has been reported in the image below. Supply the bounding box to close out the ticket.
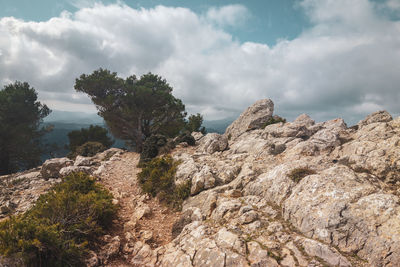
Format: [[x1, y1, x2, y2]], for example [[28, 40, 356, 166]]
[[198, 133, 228, 154], [74, 155, 95, 166], [215, 227, 246, 254], [59, 166, 92, 176], [358, 110, 393, 128], [247, 241, 279, 267], [190, 165, 215, 195], [191, 131, 204, 141], [296, 237, 351, 267], [40, 157, 73, 179], [174, 153, 198, 185], [225, 98, 274, 140], [94, 148, 124, 161]]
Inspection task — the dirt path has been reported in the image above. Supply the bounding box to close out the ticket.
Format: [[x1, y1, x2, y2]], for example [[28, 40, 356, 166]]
[[98, 152, 180, 266]]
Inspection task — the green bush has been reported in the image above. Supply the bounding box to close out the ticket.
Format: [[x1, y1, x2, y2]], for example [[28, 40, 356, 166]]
[[68, 141, 106, 158], [263, 115, 287, 128], [0, 172, 117, 266], [139, 134, 168, 165], [175, 131, 196, 146], [288, 167, 316, 183], [138, 156, 190, 210]]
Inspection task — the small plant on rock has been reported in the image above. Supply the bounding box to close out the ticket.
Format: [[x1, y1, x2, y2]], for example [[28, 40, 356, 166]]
[[263, 115, 287, 128], [288, 167, 316, 183]]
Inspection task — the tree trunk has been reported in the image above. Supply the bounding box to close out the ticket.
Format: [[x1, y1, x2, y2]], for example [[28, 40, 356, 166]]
[[135, 114, 144, 152]]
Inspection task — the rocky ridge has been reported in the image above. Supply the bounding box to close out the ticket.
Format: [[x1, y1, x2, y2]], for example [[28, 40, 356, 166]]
[[1, 99, 400, 266]]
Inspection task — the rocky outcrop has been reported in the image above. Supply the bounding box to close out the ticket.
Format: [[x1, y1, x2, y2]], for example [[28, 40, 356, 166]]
[[40, 157, 73, 179], [198, 133, 228, 154], [225, 98, 274, 140], [2, 99, 400, 267]]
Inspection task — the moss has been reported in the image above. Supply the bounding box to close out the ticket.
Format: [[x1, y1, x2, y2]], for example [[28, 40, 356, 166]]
[[138, 156, 190, 210], [288, 168, 316, 183], [0, 172, 117, 266]]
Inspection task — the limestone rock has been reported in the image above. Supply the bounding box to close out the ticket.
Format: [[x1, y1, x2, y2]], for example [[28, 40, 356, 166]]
[[296, 237, 351, 267], [191, 131, 204, 141], [225, 98, 274, 140], [59, 166, 92, 177], [190, 165, 215, 195], [40, 157, 73, 179], [358, 110, 393, 128], [198, 133, 228, 154]]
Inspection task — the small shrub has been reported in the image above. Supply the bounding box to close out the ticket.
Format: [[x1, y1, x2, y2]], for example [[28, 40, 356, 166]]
[[175, 131, 195, 146], [288, 167, 316, 183], [0, 172, 117, 266], [139, 134, 168, 165], [138, 156, 189, 210], [263, 115, 287, 128], [68, 141, 106, 159]]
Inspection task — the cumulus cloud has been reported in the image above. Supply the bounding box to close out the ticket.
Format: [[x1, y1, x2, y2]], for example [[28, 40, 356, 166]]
[[206, 4, 250, 27], [0, 0, 399, 124]]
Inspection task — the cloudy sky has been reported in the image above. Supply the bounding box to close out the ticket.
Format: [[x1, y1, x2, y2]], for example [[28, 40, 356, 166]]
[[0, 0, 399, 124]]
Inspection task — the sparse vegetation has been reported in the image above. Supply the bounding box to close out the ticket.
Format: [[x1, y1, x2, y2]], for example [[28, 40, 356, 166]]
[[263, 115, 287, 128], [0, 172, 117, 266], [71, 141, 106, 158], [288, 167, 316, 183], [67, 125, 114, 158], [138, 156, 190, 210]]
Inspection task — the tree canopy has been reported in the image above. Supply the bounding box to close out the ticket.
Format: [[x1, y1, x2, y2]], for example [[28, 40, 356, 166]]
[[67, 125, 114, 154], [185, 113, 206, 134], [75, 69, 187, 151], [0, 82, 51, 175]]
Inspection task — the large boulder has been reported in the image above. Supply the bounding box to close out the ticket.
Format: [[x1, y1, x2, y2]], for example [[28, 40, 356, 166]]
[[198, 133, 228, 154], [40, 157, 73, 180], [225, 99, 274, 140]]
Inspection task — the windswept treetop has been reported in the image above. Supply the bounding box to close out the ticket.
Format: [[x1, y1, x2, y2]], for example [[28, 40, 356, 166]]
[[75, 69, 186, 151]]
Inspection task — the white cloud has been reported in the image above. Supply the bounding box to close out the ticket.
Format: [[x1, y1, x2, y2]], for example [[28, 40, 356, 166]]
[[0, 1, 399, 124], [205, 4, 250, 27]]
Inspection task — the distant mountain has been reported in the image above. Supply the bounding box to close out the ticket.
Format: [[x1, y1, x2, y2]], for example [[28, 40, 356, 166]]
[[45, 110, 103, 124], [203, 118, 234, 134]]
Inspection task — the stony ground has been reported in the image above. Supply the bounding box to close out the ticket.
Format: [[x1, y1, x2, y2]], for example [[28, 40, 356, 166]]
[[2, 99, 400, 267], [94, 152, 181, 266]]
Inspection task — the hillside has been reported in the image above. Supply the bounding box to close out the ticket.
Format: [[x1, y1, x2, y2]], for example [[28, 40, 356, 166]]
[[1, 99, 400, 267]]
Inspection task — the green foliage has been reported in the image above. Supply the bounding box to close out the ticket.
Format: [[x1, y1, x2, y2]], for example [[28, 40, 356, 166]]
[[263, 115, 287, 129], [139, 134, 168, 165], [67, 125, 113, 154], [138, 156, 190, 210], [69, 141, 106, 158], [185, 113, 206, 134], [0, 81, 51, 175], [75, 69, 187, 152], [175, 131, 196, 146], [0, 172, 117, 266], [288, 168, 316, 183]]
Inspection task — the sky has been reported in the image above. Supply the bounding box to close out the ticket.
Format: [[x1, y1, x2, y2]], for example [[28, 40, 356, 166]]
[[0, 0, 399, 125]]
